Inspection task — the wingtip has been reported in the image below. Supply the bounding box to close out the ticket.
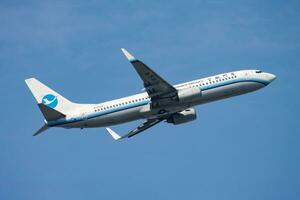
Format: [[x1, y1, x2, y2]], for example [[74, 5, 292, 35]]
[[106, 127, 122, 140], [121, 48, 136, 62]]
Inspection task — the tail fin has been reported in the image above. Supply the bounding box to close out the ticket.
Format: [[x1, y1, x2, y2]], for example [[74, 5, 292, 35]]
[[38, 103, 65, 121], [25, 78, 77, 121]]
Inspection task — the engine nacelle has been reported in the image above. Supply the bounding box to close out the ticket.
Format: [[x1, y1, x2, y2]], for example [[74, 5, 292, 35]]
[[177, 87, 201, 102], [167, 108, 197, 125]]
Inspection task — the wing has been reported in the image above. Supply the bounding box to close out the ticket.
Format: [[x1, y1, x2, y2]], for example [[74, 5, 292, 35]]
[[121, 48, 177, 102], [106, 118, 163, 140]]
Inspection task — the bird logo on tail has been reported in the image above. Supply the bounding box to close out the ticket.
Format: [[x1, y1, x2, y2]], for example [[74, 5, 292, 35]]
[[42, 94, 58, 108]]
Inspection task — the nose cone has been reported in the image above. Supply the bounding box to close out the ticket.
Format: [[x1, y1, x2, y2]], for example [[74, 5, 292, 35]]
[[266, 73, 276, 84]]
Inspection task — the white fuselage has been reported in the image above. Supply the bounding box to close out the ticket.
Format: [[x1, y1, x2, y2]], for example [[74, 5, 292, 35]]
[[48, 70, 275, 128]]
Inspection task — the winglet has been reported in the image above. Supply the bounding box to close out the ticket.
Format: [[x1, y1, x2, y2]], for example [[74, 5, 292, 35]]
[[121, 48, 137, 62], [106, 128, 122, 140]]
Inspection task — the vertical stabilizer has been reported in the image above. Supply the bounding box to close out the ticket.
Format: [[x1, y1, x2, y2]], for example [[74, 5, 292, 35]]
[[25, 78, 79, 121]]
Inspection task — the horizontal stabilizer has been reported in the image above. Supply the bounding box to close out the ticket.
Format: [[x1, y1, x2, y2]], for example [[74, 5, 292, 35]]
[[106, 128, 122, 140], [33, 124, 49, 136], [38, 103, 65, 121]]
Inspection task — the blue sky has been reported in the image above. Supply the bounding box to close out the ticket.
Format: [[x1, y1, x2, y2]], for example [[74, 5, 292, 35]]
[[0, 0, 299, 199]]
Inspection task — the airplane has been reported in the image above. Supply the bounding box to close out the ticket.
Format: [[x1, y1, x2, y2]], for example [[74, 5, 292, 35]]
[[25, 48, 276, 140]]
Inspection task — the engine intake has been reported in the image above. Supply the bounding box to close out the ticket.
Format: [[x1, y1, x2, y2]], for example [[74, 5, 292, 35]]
[[167, 108, 197, 125]]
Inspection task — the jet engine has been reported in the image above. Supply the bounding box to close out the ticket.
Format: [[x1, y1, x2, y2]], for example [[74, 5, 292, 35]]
[[177, 87, 201, 102], [167, 108, 197, 125]]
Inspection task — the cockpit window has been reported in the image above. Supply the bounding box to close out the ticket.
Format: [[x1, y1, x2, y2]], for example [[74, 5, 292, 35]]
[[255, 70, 262, 73]]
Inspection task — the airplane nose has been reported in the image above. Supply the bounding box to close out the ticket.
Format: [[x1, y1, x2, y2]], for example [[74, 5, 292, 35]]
[[266, 73, 276, 83]]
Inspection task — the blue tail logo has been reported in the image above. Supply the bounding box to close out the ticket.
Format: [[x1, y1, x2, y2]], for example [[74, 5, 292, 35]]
[[42, 94, 58, 108]]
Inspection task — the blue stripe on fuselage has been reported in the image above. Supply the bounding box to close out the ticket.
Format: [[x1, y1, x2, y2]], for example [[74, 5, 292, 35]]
[[48, 99, 150, 126], [48, 77, 268, 126], [201, 77, 269, 91]]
